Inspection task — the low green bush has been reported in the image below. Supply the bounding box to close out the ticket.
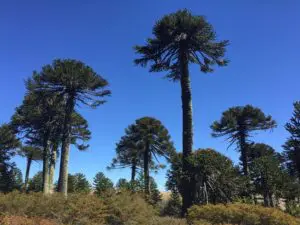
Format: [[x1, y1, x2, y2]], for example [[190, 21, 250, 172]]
[[0, 191, 108, 224], [187, 203, 300, 225], [0, 191, 186, 225], [286, 201, 300, 218]]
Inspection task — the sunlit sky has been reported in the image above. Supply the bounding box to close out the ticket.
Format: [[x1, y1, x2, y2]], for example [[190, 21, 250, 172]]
[[1, 1, 299, 190]]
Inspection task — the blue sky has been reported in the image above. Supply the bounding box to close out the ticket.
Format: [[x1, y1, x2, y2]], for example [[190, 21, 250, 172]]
[[1, 1, 299, 190]]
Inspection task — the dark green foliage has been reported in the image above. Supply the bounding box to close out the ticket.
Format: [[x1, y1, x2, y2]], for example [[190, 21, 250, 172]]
[[67, 173, 91, 194], [134, 9, 229, 80], [136, 174, 162, 205], [0, 124, 21, 193], [0, 167, 23, 193], [211, 105, 276, 176], [28, 59, 110, 195], [108, 125, 143, 183], [28, 171, 43, 192], [93, 172, 114, 196], [116, 178, 130, 190], [248, 143, 286, 207], [283, 101, 300, 181], [109, 117, 174, 195], [134, 117, 174, 195], [162, 191, 182, 217], [167, 149, 244, 205], [0, 124, 20, 167]]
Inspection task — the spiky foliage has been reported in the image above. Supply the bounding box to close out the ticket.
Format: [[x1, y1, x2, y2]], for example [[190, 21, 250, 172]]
[[0, 124, 21, 193], [93, 172, 114, 196], [116, 178, 131, 190], [134, 117, 174, 194], [11, 86, 91, 195], [135, 174, 162, 205], [211, 105, 276, 176], [11, 88, 64, 195], [134, 9, 229, 215], [134, 9, 229, 79], [107, 125, 143, 184], [248, 143, 286, 207], [26, 59, 110, 196], [0, 124, 20, 165], [109, 117, 174, 194], [162, 190, 182, 217], [167, 149, 244, 206], [28, 171, 43, 192], [67, 173, 91, 194], [283, 102, 300, 181]]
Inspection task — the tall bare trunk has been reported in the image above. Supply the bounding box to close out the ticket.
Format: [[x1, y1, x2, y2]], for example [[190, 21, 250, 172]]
[[179, 46, 194, 216], [49, 145, 57, 194], [131, 161, 136, 183], [144, 143, 150, 195], [239, 131, 249, 176], [58, 95, 75, 196], [42, 137, 50, 195], [24, 156, 32, 193]]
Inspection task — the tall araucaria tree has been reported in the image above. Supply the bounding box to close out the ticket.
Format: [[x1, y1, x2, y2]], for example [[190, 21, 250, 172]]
[[211, 105, 276, 176], [248, 143, 285, 207], [11, 86, 65, 195], [134, 9, 229, 214], [107, 125, 143, 184], [283, 101, 300, 182], [30, 59, 110, 196], [134, 117, 174, 195]]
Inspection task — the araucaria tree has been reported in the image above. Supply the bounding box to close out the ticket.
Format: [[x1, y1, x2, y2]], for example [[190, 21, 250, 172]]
[[0, 124, 21, 192], [133, 117, 174, 195], [30, 59, 110, 196], [93, 172, 114, 196], [134, 9, 229, 214], [211, 105, 276, 176], [107, 125, 143, 184], [248, 143, 285, 207], [167, 149, 243, 205], [283, 101, 300, 182]]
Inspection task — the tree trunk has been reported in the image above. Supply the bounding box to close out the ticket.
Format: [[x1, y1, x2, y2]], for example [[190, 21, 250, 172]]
[[42, 137, 50, 195], [144, 142, 150, 195], [239, 131, 249, 176], [58, 143, 70, 196], [131, 161, 136, 183], [24, 156, 32, 193], [179, 46, 194, 216], [49, 144, 57, 194], [58, 95, 75, 196]]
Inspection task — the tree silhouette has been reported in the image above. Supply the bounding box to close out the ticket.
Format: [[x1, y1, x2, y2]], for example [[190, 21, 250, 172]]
[[134, 9, 229, 214], [211, 105, 276, 176], [26, 59, 110, 196], [283, 101, 300, 181]]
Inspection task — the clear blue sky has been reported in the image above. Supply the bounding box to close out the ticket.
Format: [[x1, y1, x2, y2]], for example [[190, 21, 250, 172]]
[[1, 1, 299, 190]]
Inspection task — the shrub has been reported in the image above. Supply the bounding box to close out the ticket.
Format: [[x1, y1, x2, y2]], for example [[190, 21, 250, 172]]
[[187, 203, 300, 225], [0, 191, 108, 224], [150, 217, 188, 225], [105, 191, 155, 224], [286, 201, 300, 218], [0, 191, 165, 225]]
